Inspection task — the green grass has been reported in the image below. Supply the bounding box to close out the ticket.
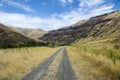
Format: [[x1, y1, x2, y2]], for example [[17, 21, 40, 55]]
[[73, 43, 120, 64]]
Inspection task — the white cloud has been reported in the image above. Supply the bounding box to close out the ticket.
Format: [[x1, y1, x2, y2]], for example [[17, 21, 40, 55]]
[[68, 0, 74, 3], [0, 12, 42, 28], [0, 0, 115, 30], [60, 0, 67, 3], [59, 0, 74, 5], [52, 4, 114, 28], [0, 11, 67, 30], [91, 5, 114, 15], [0, 4, 114, 30], [79, 0, 105, 7], [1, 0, 34, 12]]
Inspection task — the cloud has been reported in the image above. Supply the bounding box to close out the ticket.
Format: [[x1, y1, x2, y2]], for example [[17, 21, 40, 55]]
[[91, 4, 114, 15], [68, 0, 74, 3], [1, 0, 34, 12], [0, 4, 114, 31], [0, 0, 115, 30], [0, 11, 66, 30], [52, 1, 114, 28], [0, 11, 43, 28], [60, 0, 67, 3], [59, 0, 74, 5], [79, 0, 105, 7]]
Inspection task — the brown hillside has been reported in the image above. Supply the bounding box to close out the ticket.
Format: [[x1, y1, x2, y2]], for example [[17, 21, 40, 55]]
[[10, 27, 47, 39], [40, 11, 120, 45], [0, 23, 46, 48]]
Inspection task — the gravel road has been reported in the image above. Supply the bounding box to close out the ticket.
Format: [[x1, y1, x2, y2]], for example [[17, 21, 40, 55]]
[[21, 47, 76, 80], [55, 48, 76, 80], [22, 48, 62, 80]]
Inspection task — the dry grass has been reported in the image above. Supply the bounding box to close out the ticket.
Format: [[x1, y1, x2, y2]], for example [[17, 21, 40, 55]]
[[68, 42, 120, 80], [0, 47, 59, 80]]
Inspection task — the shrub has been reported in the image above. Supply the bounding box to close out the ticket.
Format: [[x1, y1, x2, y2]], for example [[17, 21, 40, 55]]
[[113, 45, 119, 49]]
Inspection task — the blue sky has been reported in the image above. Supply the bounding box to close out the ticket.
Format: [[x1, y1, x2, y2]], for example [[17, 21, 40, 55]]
[[0, 0, 120, 30]]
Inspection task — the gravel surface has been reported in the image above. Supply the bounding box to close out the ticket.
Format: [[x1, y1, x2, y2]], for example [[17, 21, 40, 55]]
[[55, 48, 76, 80], [21, 48, 62, 80], [21, 48, 76, 80], [39, 49, 63, 80]]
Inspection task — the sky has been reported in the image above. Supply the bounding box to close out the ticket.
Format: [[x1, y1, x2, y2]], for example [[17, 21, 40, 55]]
[[0, 0, 120, 30]]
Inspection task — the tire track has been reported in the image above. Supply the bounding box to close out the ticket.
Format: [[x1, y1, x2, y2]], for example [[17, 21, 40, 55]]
[[21, 48, 63, 80], [39, 49, 63, 80], [55, 48, 76, 80]]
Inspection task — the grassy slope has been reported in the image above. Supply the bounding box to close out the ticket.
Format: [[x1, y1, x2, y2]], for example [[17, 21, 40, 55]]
[[68, 39, 120, 80], [27, 29, 48, 39], [0, 23, 46, 48], [10, 27, 47, 39], [0, 47, 59, 80]]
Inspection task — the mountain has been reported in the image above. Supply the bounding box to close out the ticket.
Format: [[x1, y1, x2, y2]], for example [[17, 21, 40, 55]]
[[0, 23, 46, 48], [40, 11, 120, 45], [10, 27, 47, 39]]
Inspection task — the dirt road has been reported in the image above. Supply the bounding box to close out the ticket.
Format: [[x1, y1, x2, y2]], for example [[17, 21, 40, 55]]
[[55, 48, 76, 80], [22, 48, 76, 80]]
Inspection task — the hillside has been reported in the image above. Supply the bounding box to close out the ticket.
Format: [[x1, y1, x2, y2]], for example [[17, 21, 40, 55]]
[[10, 27, 47, 39], [0, 23, 46, 48], [40, 11, 120, 45], [27, 29, 48, 39]]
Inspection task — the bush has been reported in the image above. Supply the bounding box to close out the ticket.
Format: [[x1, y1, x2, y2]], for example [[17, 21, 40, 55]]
[[2, 43, 16, 49], [113, 45, 119, 49]]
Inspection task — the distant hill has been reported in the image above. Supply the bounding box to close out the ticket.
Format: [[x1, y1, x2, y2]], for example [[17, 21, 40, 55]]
[[10, 27, 47, 39], [0, 23, 46, 48], [40, 11, 120, 45]]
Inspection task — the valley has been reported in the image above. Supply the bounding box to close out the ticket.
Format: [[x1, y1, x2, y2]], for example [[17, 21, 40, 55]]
[[0, 11, 120, 80]]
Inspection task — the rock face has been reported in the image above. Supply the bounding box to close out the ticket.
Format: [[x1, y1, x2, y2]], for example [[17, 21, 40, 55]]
[[0, 23, 46, 48], [40, 11, 120, 45]]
